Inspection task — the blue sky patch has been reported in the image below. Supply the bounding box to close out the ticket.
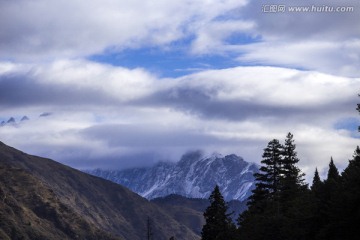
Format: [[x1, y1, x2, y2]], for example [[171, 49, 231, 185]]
[[334, 117, 360, 137], [88, 47, 242, 78], [226, 32, 262, 45]]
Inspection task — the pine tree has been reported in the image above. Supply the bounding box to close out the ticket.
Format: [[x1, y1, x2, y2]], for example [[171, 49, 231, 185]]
[[309, 167, 325, 237], [239, 95, 360, 239], [280, 133, 306, 201], [314, 158, 341, 239], [248, 139, 283, 208], [323, 95, 360, 239], [311, 168, 322, 192], [327, 157, 340, 181], [238, 139, 284, 240], [312, 168, 321, 186], [239, 135, 313, 240], [328, 146, 360, 240], [282, 133, 305, 184], [347, 146, 360, 168], [201, 185, 235, 240]]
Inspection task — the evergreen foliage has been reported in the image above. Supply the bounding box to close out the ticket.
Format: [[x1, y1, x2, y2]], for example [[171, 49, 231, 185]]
[[202, 95, 360, 240], [201, 185, 236, 240], [280, 133, 306, 203], [282, 133, 305, 187], [311, 168, 322, 191], [327, 157, 340, 181], [248, 139, 283, 209], [324, 147, 360, 240], [238, 133, 311, 240], [237, 144, 360, 240]]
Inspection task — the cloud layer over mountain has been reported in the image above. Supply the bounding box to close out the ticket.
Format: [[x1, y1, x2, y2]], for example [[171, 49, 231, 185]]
[[0, 60, 358, 180], [0, 0, 359, 180]]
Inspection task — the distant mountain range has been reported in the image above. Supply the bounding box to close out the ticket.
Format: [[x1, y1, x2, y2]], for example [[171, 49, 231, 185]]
[[0, 113, 51, 126], [86, 151, 258, 201], [0, 141, 200, 240], [0, 116, 29, 126]]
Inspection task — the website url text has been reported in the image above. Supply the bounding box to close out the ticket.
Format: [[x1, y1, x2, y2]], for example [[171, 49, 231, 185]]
[[262, 5, 355, 13]]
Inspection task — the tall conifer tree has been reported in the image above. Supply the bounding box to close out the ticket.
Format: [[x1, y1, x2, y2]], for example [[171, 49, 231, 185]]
[[201, 185, 235, 240], [311, 168, 322, 191], [249, 139, 283, 207], [282, 133, 305, 186], [238, 93, 360, 239], [239, 139, 285, 240], [280, 132, 306, 202], [239, 135, 312, 240], [329, 146, 360, 239], [327, 157, 340, 181]]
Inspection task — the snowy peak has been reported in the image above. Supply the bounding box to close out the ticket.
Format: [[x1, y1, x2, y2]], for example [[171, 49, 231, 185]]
[[1, 116, 29, 127], [1, 113, 51, 128], [21, 116, 29, 121], [7, 117, 16, 124], [87, 152, 258, 201]]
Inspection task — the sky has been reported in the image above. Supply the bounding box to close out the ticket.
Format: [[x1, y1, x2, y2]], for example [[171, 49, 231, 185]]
[[0, 0, 359, 182]]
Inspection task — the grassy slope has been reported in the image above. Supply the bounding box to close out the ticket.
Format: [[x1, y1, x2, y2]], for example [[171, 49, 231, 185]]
[[0, 142, 199, 240]]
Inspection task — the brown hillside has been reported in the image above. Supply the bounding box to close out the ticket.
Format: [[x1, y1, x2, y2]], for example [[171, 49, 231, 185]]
[[0, 141, 200, 240]]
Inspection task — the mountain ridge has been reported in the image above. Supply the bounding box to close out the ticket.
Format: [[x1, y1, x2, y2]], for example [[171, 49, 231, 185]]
[[0, 141, 200, 240], [87, 151, 258, 201]]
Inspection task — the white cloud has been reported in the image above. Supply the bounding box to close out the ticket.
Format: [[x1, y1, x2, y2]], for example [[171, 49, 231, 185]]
[[38, 60, 157, 101], [190, 20, 255, 55], [1, 0, 358, 78], [0, 61, 358, 180], [175, 66, 358, 110], [0, 0, 359, 181], [0, 0, 248, 60], [236, 40, 360, 77], [0, 59, 158, 112], [189, 0, 360, 77]]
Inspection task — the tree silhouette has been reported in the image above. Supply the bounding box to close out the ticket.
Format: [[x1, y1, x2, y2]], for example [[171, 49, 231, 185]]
[[280, 132, 306, 204], [248, 139, 283, 209], [327, 146, 360, 240], [237, 94, 360, 239], [282, 133, 305, 186], [326, 157, 340, 181], [311, 168, 321, 190], [201, 185, 235, 240], [238, 134, 313, 240]]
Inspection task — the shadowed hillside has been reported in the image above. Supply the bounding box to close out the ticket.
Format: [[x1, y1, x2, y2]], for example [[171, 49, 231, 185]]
[[0, 141, 199, 240]]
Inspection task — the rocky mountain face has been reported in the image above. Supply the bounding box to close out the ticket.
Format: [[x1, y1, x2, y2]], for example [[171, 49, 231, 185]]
[[0, 141, 199, 240], [87, 151, 258, 201]]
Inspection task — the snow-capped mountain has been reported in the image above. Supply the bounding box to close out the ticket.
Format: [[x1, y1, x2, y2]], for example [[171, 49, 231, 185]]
[[0, 113, 51, 127], [87, 151, 258, 201], [0, 116, 28, 127]]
